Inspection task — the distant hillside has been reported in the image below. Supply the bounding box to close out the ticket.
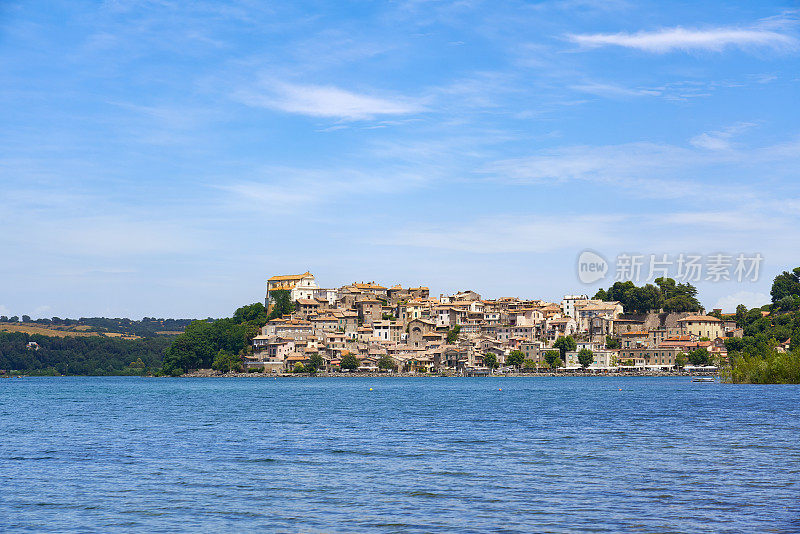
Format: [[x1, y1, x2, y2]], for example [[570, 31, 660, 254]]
[[0, 317, 197, 338], [0, 322, 141, 339], [0, 330, 171, 375]]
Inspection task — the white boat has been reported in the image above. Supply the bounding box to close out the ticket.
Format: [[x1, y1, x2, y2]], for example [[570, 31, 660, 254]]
[[692, 376, 715, 382]]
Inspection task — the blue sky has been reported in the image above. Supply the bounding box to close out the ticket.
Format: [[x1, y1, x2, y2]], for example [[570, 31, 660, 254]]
[[2, 0, 799, 319]]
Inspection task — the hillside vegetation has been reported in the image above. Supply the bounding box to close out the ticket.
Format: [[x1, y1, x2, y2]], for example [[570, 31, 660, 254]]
[[162, 294, 292, 375], [0, 316, 194, 338], [0, 331, 172, 375], [723, 267, 800, 384]]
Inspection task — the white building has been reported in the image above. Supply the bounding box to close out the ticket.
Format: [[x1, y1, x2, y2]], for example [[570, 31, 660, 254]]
[[561, 294, 589, 318], [266, 272, 319, 304], [565, 349, 617, 369]]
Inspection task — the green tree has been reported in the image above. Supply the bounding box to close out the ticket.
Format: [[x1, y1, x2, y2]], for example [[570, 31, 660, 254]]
[[675, 352, 687, 369], [340, 353, 359, 371], [553, 335, 577, 359], [523, 358, 536, 370], [577, 348, 593, 368], [774, 295, 800, 312], [770, 267, 800, 303], [605, 335, 620, 349], [293, 362, 306, 373], [212, 350, 242, 373], [232, 302, 269, 324], [162, 302, 273, 374], [378, 354, 396, 371], [483, 352, 498, 369], [446, 325, 461, 344], [725, 349, 800, 384], [687, 348, 710, 366], [307, 353, 324, 374], [593, 288, 608, 300], [596, 278, 700, 313], [735, 304, 748, 327], [544, 350, 560, 368], [507, 350, 525, 369], [163, 320, 216, 373], [656, 277, 702, 312], [630, 284, 665, 313], [268, 290, 295, 320]]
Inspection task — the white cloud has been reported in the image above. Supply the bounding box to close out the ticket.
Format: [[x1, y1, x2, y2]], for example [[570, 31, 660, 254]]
[[690, 132, 733, 151], [219, 166, 430, 213], [568, 26, 798, 53], [481, 132, 800, 204], [234, 81, 424, 120], [714, 291, 771, 312], [690, 122, 756, 151], [482, 142, 705, 196], [570, 82, 661, 98]]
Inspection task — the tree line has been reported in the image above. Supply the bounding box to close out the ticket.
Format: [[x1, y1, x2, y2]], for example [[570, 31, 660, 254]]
[[723, 266, 800, 383], [594, 277, 702, 314], [161, 292, 293, 375], [0, 331, 172, 375]]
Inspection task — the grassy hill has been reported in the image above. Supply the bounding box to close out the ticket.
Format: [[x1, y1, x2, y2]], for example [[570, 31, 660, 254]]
[[0, 322, 141, 339]]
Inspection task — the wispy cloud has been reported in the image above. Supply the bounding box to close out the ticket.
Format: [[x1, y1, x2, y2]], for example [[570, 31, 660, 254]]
[[483, 142, 701, 190], [218, 165, 431, 212], [381, 215, 624, 254], [234, 81, 425, 120], [568, 26, 798, 53], [690, 122, 756, 151], [570, 81, 661, 98], [480, 133, 800, 204]]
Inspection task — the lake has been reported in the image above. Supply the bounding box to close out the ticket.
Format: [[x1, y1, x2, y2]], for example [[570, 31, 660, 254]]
[[2, 377, 799, 533]]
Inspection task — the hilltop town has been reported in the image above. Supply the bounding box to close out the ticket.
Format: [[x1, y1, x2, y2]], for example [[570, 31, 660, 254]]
[[243, 272, 742, 375]]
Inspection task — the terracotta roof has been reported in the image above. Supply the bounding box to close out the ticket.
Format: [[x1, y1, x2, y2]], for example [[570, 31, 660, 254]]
[[353, 281, 387, 290], [268, 271, 313, 281], [677, 315, 722, 323]]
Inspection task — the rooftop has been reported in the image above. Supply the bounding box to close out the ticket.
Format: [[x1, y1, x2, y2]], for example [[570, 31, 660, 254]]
[[677, 315, 722, 323], [268, 271, 313, 282]]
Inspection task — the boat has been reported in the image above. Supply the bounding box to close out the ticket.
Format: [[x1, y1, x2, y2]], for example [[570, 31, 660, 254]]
[[692, 376, 715, 382]]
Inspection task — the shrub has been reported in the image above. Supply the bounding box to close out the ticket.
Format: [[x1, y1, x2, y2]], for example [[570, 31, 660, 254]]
[[725, 350, 800, 384]]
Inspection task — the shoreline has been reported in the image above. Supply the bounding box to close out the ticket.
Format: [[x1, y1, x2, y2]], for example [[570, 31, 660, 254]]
[[3, 370, 719, 378], [180, 369, 715, 378]]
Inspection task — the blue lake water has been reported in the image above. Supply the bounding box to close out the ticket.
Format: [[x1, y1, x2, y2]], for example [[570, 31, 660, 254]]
[[2, 376, 799, 533]]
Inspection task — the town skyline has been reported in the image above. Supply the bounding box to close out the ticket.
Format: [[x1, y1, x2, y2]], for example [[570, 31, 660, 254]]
[[162, 269, 730, 375]]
